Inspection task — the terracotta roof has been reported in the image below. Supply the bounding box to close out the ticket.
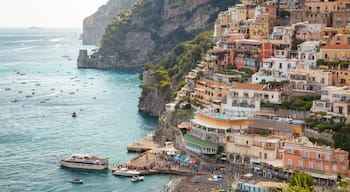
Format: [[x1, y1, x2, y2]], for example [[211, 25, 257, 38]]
[[321, 44, 350, 49], [232, 83, 265, 90]]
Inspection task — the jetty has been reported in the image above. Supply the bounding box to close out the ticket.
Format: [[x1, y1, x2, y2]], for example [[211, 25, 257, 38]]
[[112, 135, 203, 176], [127, 134, 158, 152]]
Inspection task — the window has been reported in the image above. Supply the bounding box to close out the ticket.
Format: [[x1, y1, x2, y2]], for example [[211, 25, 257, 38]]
[[309, 162, 313, 169], [325, 154, 330, 161], [340, 155, 344, 161], [279, 63, 282, 69], [339, 106, 343, 114], [324, 54, 328, 59], [318, 163, 323, 171], [288, 63, 291, 69], [288, 159, 293, 166], [333, 164, 337, 171], [337, 17, 341, 23], [298, 160, 303, 168], [305, 151, 309, 158]]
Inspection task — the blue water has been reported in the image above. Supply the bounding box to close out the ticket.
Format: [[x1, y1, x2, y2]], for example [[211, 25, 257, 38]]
[[0, 28, 169, 192]]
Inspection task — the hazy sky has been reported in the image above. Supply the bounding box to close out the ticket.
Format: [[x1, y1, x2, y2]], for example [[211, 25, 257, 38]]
[[0, 0, 109, 28]]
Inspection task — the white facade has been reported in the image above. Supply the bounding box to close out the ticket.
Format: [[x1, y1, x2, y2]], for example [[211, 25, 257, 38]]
[[298, 41, 320, 67], [252, 57, 297, 83], [293, 22, 326, 41], [312, 86, 350, 120], [289, 64, 333, 93], [223, 83, 282, 117], [269, 26, 294, 58]]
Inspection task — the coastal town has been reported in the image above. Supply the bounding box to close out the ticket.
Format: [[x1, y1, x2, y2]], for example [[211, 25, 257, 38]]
[[130, 0, 350, 191]]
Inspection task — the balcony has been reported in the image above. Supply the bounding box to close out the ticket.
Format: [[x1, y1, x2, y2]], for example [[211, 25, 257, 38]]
[[235, 143, 250, 147], [264, 146, 276, 150]]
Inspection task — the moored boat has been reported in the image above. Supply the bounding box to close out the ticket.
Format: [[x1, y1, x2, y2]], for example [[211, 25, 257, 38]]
[[59, 154, 108, 170], [131, 175, 144, 182], [70, 177, 83, 184], [112, 168, 140, 177]]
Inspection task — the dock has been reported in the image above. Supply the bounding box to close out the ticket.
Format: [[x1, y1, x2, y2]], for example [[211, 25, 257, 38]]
[[127, 134, 158, 152], [111, 135, 202, 176]]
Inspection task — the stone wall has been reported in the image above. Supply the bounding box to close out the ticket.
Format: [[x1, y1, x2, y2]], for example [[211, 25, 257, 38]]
[[304, 128, 334, 144], [261, 107, 311, 119]]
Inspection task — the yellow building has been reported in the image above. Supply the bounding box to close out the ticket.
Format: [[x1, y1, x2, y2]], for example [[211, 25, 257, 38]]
[[236, 4, 256, 22], [226, 134, 281, 165], [249, 13, 273, 40], [319, 26, 350, 45], [320, 44, 350, 62], [187, 111, 250, 154], [190, 79, 230, 107]]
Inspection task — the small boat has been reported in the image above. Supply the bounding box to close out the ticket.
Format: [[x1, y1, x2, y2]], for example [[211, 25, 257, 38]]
[[112, 168, 141, 177], [72, 112, 77, 118], [70, 177, 83, 184], [131, 175, 144, 182], [11, 99, 18, 103]]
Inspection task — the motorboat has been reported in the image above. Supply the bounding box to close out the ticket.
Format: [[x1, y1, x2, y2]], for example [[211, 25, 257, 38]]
[[131, 175, 144, 182], [70, 177, 83, 184], [112, 168, 141, 177], [59, 154, 108, 170]]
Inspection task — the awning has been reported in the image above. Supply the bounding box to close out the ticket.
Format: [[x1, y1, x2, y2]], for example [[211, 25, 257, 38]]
[[177, 122, 191, 129], [184, 134, 217, 148]]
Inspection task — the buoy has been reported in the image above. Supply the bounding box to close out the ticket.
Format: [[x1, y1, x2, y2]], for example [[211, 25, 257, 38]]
[[72, 112, 77, 118]]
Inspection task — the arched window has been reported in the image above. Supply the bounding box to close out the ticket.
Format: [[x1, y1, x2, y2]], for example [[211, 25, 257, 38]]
[[309, 54, 314, 60]]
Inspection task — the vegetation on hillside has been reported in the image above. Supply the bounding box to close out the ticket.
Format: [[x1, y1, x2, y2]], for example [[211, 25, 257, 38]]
[[99, 0, 237, 62], [317, 59, 349, 68], [262, 95, 320, 111], [283, 172, 314, 192], [140, 31, 213, 103]]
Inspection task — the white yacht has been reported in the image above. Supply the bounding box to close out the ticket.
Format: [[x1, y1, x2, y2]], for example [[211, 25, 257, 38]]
[[112, 168, 141, 177], [59, 154, 108, 170]]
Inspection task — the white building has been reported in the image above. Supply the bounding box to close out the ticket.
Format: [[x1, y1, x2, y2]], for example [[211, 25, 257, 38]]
[[298, 41, 320, 67], [289, 64, 333, 93], [252, 57, 298, 83], [223, 83, 283, 117], [269, 26, 294, 58], [312, 86, 350, 121]]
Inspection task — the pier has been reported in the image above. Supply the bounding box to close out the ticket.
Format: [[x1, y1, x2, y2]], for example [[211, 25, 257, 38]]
[[112, 135, 202, 176], [127, 134, 158, 152]]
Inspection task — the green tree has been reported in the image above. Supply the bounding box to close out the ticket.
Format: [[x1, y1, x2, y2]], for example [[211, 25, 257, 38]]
[[284, 172, 314, 192]]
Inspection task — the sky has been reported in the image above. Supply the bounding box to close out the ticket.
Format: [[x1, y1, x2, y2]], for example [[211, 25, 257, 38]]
[[0, 0, 110, 28]]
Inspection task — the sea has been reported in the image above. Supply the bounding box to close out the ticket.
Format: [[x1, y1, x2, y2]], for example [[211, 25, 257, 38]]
[[0, 28, 170, 192]]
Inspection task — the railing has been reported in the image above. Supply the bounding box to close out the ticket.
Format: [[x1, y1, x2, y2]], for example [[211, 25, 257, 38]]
[[263, 146, 276, 150], [235, 143, 250, 147]]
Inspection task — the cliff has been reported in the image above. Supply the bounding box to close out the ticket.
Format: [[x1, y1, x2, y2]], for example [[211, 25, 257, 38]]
[[81, 0, 137, 45], [138, 31, 213, 116], [78, 0, 237, 70]]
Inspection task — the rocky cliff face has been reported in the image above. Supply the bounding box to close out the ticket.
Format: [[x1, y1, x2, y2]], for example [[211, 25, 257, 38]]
[[138, 31, 213, 116], [81, 0, 137, 45], [78, 0, 237, 70]]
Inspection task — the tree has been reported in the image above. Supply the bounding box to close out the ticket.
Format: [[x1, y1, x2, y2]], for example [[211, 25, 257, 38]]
[[284, 172, 314, 192]]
